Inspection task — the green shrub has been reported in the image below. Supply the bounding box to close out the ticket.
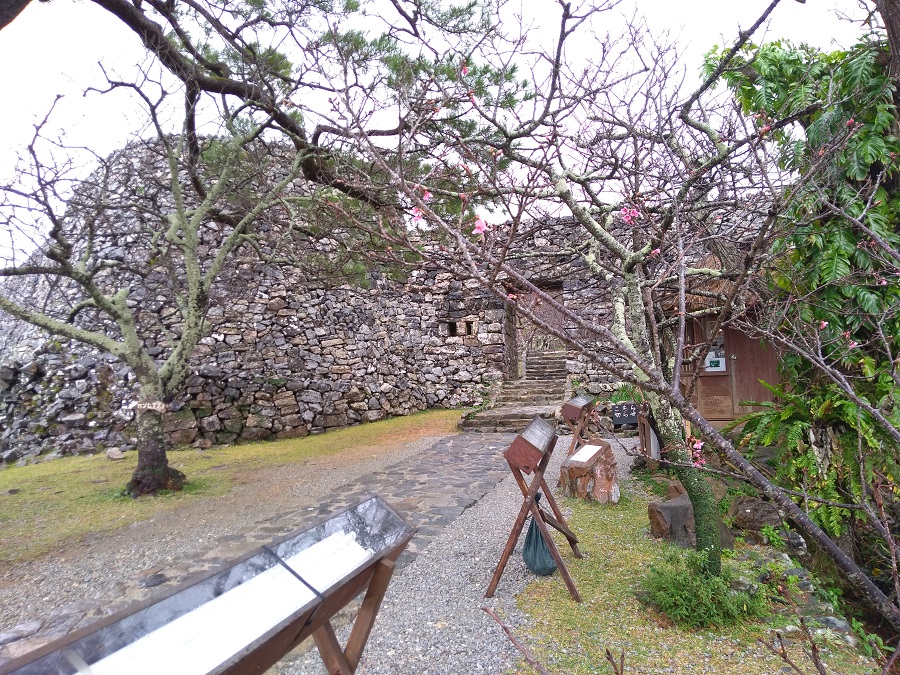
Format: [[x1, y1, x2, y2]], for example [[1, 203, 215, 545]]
[[609, 382, 644, 403], [641, 548, 769, 629]]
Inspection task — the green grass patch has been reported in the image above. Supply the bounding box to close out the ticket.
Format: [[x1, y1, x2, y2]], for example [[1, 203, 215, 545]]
[[0, 409, 461, 564], [514, 483, 877, 674]]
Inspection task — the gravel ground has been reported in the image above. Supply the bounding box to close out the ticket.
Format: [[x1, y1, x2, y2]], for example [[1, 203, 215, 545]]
[[277, 436, 637, 675]]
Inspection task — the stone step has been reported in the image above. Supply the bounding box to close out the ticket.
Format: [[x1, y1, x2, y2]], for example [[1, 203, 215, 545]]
[[496, 390, 564, 400], [497, 387, 565, 396], [499, 384, 566, 394], [496, 392, 563, 401], [464, 403, 556, 420]]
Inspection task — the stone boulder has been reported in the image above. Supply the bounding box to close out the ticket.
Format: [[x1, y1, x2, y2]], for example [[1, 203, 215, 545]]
[[649, 494, 696, 548], [727, 495, 782, 532], [649, 494, 735, 549]]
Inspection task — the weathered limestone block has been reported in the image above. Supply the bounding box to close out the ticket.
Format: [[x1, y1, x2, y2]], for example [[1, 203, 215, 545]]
[[649, 494, 735, 549], [163, 410, 197, 433], [649, 494, 696, 548], [559, 441, 619, 504], [240, 427, 271, 441]]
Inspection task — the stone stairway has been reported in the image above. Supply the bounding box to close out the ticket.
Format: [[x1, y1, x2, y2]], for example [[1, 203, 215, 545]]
[[460, 350, 568, 433]]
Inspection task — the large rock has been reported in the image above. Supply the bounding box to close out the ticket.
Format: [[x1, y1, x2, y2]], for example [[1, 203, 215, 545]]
[[649, 494, 735, 549], [727, 495, 782, 532], [649, 494, 696, 548]]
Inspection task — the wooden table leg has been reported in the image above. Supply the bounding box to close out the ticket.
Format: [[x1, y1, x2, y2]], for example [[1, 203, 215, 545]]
[[344, 559, 395, 670], [314, 620, 354, 675]]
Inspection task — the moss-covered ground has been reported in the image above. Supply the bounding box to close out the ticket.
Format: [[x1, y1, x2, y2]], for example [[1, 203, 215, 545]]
[[513, 483, 878, 674]]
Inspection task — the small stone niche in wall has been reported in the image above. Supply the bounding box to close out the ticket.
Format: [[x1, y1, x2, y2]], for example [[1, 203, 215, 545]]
[[442, 320, 476, 338]]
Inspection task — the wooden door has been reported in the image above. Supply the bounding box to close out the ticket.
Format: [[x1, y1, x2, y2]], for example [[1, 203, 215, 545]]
[[683, 320, 734, 423], [727, 328, 780, 416]]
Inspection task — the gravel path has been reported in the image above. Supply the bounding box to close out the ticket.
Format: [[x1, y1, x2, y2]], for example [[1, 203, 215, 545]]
[[277, 436, 637, 674]]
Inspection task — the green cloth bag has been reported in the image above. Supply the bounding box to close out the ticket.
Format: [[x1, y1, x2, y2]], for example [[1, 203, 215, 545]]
[[522, 493, 557, 576]]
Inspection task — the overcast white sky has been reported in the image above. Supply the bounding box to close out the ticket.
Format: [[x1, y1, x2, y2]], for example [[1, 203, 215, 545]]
[[0, 0, 867, 176]]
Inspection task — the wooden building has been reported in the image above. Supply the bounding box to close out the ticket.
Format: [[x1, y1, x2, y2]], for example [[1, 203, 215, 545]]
[[680, 319, 780, 426]]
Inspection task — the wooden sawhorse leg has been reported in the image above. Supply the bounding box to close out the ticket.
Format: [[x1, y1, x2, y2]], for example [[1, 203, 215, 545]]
[[558, 407, 594, 487], [564, 412, 589, 457], [313, 559, 395, 674]]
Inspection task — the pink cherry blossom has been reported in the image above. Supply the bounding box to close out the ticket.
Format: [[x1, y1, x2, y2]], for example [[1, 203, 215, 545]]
[[422, 189, 433, 202], [507, 293, 518, 300], [461, 65, 469, 76], [473, 218, 488, 235], [650, 248, 661, 256], [620, 206, 640, 224], [818, 320, 828, 330], [848, 340, 859, 349], [411, 207, 423, 224]]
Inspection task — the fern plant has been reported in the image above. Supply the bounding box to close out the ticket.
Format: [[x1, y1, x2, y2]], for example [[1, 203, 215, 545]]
[[729, 381, 898, 538]]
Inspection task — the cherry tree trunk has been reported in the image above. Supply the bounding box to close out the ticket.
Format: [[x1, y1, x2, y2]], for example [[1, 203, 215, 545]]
[[652, 397, 722, 576], [125, 388, 185, 497]]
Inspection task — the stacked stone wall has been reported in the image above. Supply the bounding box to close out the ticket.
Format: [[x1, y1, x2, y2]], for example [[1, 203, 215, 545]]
[[0, 266, 506, 463]]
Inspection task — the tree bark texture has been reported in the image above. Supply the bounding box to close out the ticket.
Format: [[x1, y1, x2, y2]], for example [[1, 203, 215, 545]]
[[876, 0, 900, 81], [653, 397, 722, 576], [125, 380, 185, 496]]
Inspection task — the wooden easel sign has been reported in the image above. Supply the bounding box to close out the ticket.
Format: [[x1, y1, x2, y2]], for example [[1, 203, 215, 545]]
[[560, 395, 595, 457], [2, 497, 413, 675], [486, 416, 583, 602]]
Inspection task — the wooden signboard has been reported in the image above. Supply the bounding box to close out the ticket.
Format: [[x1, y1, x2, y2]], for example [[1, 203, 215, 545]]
[[489, 416, 583, 602], [560, 395, 595, 457], [611, 402, 638, 426], [2, 497, 413, 675]]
